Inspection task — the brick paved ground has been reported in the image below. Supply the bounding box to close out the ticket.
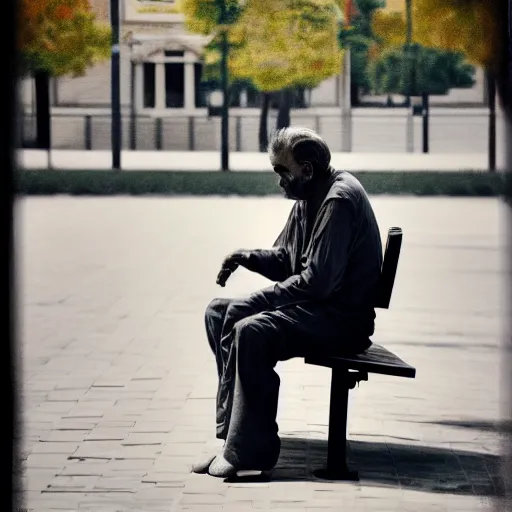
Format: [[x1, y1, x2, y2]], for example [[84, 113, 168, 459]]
[[18, 196, 507, 511]]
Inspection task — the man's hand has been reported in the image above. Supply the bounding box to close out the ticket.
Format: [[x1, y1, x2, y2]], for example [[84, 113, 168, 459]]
[[216, 250, 252, 287]]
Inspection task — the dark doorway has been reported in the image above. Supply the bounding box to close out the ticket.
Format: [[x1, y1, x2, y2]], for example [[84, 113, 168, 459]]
[[143, 63, 156, 108], [165, 63, 184, 108]]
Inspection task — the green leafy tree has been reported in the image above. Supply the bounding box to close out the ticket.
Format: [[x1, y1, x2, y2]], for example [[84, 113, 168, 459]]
[[18, 0, 111, 149], [371, 0, 500, 69], [369, 44, 475, 96], [180, 0, 244, 35], [185, 0, 344, 150], [339, 0, 384, 105]]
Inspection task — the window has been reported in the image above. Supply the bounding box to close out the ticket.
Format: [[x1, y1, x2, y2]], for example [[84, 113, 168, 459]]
[[165, 63, 184, 108], [164, 50, 184, 58], [143, 63, 155, 108]]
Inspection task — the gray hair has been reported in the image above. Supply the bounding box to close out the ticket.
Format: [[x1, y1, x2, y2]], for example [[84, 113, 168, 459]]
[[268, 127, 331, 173]]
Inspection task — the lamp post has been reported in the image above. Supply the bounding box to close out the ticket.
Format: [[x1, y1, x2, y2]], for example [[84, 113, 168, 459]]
[[219, 0, 229, 171], [110, 0, 122, 170], [340, 0, 353, 152], [405, 0, 414, 153]]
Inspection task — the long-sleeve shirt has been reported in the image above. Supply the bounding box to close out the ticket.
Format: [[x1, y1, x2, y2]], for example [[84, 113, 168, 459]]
[[248, 169, 383, 330]]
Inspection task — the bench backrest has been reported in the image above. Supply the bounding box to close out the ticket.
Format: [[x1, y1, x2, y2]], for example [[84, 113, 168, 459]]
[[375, 227, 403, 309]]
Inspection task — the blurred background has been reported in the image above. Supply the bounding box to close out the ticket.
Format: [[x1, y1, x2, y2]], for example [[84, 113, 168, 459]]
[[16, 0, 509, 165]]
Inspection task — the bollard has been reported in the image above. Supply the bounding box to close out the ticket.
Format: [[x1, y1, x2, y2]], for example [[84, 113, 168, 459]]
[[236, 116, 242, 152], [84, 115, 92, 150], [155, 118, 163, 150], [188, 116, 195, 151]]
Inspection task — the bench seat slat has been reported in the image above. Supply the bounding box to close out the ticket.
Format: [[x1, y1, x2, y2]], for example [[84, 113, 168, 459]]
[[305, 343, 416, 379]]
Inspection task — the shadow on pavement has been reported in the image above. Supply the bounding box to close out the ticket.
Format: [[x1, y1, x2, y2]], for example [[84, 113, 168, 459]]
[[259, 436, 505, 497], [411, 418, 511, 434]]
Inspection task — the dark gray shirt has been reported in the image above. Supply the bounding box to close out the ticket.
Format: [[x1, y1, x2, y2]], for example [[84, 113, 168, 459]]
[[248, 169, 383, 332]]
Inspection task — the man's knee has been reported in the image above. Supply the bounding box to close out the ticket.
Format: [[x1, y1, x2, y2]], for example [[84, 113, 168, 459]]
[[205, 297, 230, 320], [233, 315, 277, 355]]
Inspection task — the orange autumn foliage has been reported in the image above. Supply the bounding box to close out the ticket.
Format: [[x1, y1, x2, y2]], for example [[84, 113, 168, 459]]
[[19, 0, 111, 76]]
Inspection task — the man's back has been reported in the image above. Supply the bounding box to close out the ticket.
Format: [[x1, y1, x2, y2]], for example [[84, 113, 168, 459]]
[[326, 170, 383, 309], [297, 169, 383, 334]]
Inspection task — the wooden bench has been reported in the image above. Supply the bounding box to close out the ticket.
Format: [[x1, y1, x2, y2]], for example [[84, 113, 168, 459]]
[[305, 227, 416, 481]]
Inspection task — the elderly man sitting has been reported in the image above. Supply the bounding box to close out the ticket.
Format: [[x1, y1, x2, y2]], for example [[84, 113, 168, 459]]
[[193, 127, 383, 478]]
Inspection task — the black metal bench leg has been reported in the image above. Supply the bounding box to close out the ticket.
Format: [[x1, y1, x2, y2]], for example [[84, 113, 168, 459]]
[[314, 368, 359, 481]]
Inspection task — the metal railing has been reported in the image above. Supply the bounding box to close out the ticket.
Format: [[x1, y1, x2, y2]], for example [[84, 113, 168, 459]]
[[19, 109, 499, 155]]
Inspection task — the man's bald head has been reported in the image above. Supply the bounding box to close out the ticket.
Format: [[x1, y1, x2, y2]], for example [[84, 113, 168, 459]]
[[268, 127, 332, 175]]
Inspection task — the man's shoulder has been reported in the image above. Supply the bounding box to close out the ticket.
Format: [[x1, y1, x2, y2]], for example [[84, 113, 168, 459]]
[[327, 169, 367, 202]]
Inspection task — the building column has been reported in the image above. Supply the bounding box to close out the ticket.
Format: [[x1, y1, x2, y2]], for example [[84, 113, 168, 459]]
[[155, 61, 166, 110], [184, 51, 196, 110]]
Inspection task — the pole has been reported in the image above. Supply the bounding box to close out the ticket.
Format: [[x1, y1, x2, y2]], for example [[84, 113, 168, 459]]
[[340, 49, 352, 151], [341, 0, 352, 152], [487, 71, 496, 172], [130, 54, 137, 151], [220, 0, 229, 171], [405, 0, 414, 153], [421, 92, 429, 153], [110, 0, 122, 170]]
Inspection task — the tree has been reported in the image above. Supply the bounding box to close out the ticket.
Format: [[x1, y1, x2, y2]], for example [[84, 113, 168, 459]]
[[369, 44, 475, 151], [180, 0, 247, 169], [200, 0, 344, 150], [19, 0, 111, 77], [371, 0, 500, 69], [369, 44, 475, 96], [180, 0, 244, 36], [339, 0, 384, 105], [19, 0, 111, 151], [370, 1, 505, 161]]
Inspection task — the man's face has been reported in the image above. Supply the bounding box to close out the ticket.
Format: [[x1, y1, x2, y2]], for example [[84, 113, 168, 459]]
[[270, 149, 313, 200]]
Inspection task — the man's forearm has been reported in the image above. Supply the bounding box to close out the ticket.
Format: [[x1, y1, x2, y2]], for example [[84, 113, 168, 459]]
[[258, 271, 326, 309], [246, 248, 291, 282]]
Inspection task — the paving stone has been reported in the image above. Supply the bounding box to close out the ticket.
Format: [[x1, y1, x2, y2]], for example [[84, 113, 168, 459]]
[[121, 433, 167, 446], [25, 454, 71, 469], [60, 460, 110, 476], [22, 469, 58, 492], [39, 430, 89, 443], [31, 441, 80, 455]]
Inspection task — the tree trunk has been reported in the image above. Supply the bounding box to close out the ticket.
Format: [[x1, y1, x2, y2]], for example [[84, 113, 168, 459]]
[[34, 71, 51, 150], [276, 88, 292, 130], [296, 87, 306, 108], [350, 82, 359, 106], [487, 71, 496, 172], [258, 92, 271, 152]]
